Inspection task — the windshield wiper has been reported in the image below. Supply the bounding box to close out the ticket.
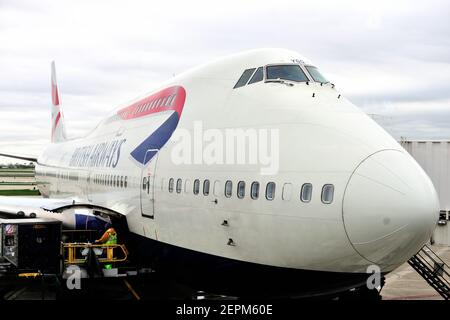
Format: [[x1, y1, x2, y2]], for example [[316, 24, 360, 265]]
[[319, 81, 335, 88], [265, 79, 294, 86]]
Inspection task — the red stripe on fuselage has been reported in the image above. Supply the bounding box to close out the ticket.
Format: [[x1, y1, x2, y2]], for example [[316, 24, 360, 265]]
[[117, 86, 186, 120]]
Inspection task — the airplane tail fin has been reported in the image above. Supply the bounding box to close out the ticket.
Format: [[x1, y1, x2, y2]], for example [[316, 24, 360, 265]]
[[51, 61, 67, 143]]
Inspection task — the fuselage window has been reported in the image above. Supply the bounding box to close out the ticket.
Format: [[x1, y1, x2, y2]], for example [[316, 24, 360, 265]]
[[203, 179, 210, 196], [321, 184, 334, 204], [237, 181, 246, 199], [213, 180, 221, 196], [168, 178, 174, 193], [161, 96, 167, 107], [265, 182, 276, 200], [225, 180, 232, 198], [251, 182, 259, 200], [176, 178, 182, 193], [301, 183, 313, 203], [282, 183, 292, 201], [248, 67, 263, 85], [266, 65, 308, 82], [184, 179, 191, 193], [193, 179, 200, 195], [166, 96, 173, 106], [233, 68, 256, 89], [124, 176, 128, 188], [165, 95, 172, 106], [120, 176, 124, 188], [305, 66, 328, 83], [168, 94, 177, 106]]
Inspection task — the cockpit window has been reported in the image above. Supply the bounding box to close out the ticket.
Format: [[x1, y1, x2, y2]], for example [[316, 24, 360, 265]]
[[248, 67, 263, 85], [266, 65, 308, 82], [305, 66, 328, 83], [234, 68, 256, 89]]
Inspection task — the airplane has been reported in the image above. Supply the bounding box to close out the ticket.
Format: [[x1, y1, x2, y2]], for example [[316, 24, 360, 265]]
[[0, 49, 439, 298]]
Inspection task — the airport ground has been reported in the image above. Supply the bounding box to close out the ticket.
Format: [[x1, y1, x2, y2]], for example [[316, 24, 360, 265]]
[[382, 245, 449, 300], [0, 168, 40, 196]]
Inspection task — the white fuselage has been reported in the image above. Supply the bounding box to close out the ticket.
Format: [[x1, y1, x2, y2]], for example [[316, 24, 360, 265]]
[[34, 49, 439, 275]]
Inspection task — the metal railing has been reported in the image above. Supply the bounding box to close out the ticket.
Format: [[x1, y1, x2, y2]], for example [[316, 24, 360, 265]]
[[408, 245, 449, 300], [63, 243, 128, 265]]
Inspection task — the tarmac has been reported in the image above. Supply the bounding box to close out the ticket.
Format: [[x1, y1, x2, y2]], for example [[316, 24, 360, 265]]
[[381, 244, 449, 300], [0, 176, 35, 190]]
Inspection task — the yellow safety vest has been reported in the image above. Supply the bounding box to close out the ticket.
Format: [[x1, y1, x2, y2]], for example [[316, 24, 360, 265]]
[[106, 232, 117, 245]]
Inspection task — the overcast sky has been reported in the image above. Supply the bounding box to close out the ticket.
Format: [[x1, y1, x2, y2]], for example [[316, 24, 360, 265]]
[[1, 0, 449, 163]]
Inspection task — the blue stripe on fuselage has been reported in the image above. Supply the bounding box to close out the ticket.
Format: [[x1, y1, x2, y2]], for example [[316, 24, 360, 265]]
[[75, 214, 110, 231], [130, 112, 179, 165]]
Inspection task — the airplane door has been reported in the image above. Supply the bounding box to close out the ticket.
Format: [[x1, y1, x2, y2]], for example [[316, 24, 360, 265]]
[[140, 149, 159, 218]]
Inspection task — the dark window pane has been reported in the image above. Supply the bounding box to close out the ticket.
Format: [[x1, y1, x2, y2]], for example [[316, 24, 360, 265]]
[[251, 182, 259, 200], [266, 65, 308, 82], [203, 179, 210, 196], [225, 180, 232, 198], [176, 178, 182, 193], [305, 66, 328, 83], [248, 67, 263, 84], [169, 178, 174, 193], [301, 183, 313, 203], [265, 182, 276, 200], [237, 181, 245, 199], [321, 184, 334, 204], [193, 179, 200, 195], [233, 68, 256, 89]]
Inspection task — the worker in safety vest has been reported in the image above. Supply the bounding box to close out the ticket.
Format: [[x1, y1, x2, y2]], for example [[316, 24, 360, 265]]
[[95, 227, 117, 269]]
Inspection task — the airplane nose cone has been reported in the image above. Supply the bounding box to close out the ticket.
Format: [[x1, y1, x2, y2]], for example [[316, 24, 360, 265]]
[[343, 150, 439, 268]]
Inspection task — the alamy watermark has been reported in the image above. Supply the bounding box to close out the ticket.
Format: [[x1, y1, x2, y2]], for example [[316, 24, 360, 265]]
[[171, 121, 280, 175], [66, 265, 81, 290], [366, 264, 381, 290]]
